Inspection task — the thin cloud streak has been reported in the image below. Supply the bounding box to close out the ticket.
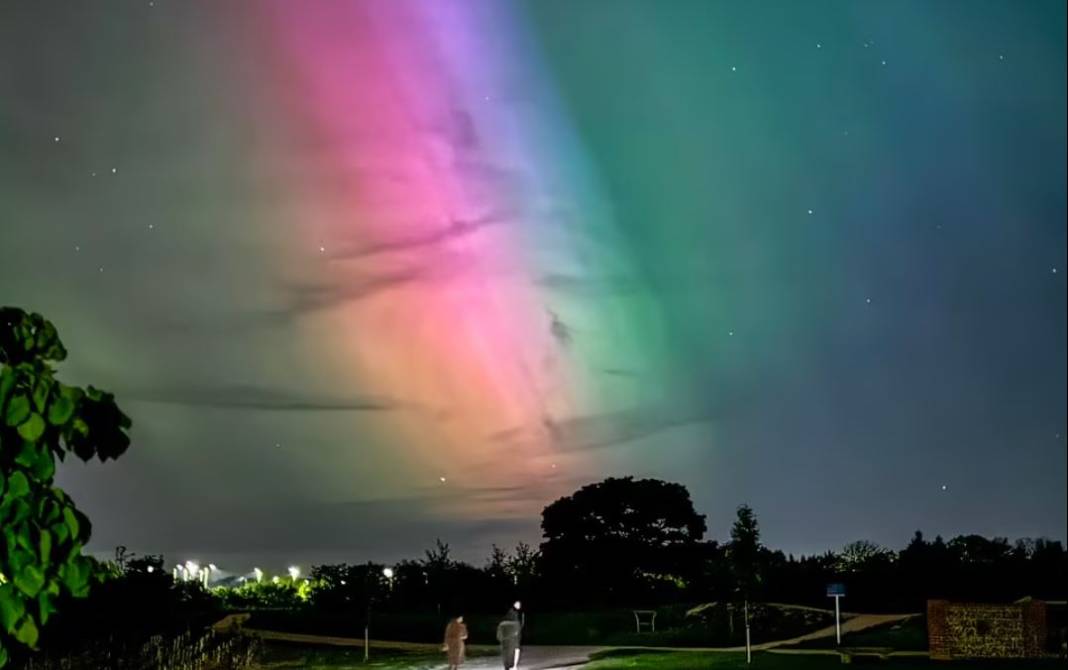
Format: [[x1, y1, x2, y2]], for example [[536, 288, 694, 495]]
[[120, 383, 398, 412]]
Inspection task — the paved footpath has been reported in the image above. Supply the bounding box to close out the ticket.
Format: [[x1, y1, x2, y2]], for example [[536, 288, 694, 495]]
[[241, 611, 921, 669]]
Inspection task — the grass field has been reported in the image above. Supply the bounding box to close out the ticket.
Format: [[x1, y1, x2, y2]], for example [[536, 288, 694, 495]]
[[585, 649, 1066, 669], [782, 615, 929, 651]]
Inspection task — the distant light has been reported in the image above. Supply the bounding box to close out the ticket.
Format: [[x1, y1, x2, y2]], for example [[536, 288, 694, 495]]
[[514, 600, 522, 611], [54, 136, 61, 143], [253, 567, 264, 582], [439, 476, 447, 483], [288, 566, 301, 580], [340, 579, 347, 585], [272, 575, 280, 584], [383, 567, 395, 579], [146, 566, 155, 573]]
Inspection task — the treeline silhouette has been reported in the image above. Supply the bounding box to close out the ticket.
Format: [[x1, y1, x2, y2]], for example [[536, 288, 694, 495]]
[[35, 477, 1068, 657], [225, 478, 1067, 616]]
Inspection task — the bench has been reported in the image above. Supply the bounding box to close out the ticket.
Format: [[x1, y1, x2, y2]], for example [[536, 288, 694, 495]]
[[632, 610, 657, 633], [838, 647, 894, 664]]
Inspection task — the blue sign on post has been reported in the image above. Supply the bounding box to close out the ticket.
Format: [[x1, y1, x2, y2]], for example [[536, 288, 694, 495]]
[[827, 583, 846, 644]]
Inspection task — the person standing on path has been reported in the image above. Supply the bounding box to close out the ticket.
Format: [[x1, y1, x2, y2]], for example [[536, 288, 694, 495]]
[[443, 615, 468, 670], [496, 601, 523, 669]]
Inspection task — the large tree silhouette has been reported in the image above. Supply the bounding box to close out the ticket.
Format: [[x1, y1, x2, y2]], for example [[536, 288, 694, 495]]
[[540, 477, 706, 605]]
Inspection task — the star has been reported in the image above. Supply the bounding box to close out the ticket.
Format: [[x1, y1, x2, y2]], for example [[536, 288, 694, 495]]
[[275, 442, 281, 448], [941, 484, 948, 492], [74, 245, 80, 252], [53, 136, 60, 143], [111, 167, 118, 174], [865, 297, 872, 304], [319, 245, 326, 253], [731, 66, 737, 72], [807, 209, 814, 215], [439, 476, 447, 483], [148, 223, 154, 230], [999, 54, 1005, 61], [90, 171, 97, 177], [881, 60, 887, 66], [98, 267, 104, 273], [1052, 267, 1058, 274], [816, 43, 822, 49]]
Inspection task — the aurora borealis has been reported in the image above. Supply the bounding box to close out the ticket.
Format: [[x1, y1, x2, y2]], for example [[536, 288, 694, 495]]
[[1, 1, 1065, 570]]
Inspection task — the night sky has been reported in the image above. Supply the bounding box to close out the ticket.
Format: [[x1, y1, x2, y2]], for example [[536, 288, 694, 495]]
[[1, 1, 1064, 573]]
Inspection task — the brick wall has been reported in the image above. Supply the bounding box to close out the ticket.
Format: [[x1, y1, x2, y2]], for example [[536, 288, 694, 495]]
[[928, 600, 1047, 660]]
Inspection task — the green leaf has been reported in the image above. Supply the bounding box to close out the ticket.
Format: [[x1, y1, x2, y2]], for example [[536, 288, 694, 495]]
[[6, 472, 29, 499], [60, 558, 91, 598], [13, 565, 45, 598], [46, 391, 75, 426], [16, 413, 46, 442], [38, 530, 53, 564], [5, 500, 32, 527], [37, 589, 57, 626], [14, 441, 54, 481], [0, 367, 15, 408], [32, 378, 52, 413], [4, 393, 30, 427], [14, 616, 38, 648], [0, 584, 25, 634], [62, 507, 80, 540]]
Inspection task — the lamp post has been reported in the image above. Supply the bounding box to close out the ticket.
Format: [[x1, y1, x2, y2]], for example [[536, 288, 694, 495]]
[[364, 566, 396, 662]]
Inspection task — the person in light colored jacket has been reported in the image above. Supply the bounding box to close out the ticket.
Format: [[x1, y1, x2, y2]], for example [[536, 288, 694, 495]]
[[496, 601, 523, 669]]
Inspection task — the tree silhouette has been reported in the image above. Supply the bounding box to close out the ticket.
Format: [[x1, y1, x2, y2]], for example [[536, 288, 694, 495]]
[[728, 504, 761, 601], [540, 477, 706, 605]]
